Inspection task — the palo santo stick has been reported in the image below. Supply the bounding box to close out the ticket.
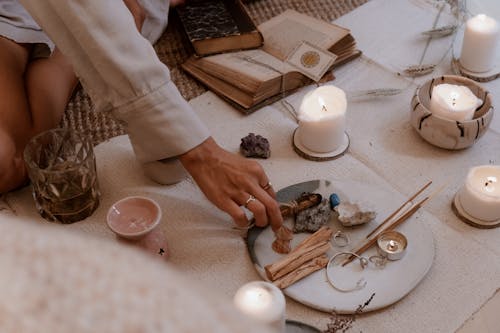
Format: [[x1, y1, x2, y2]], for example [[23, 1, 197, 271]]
[[273, 255, 329, 289], [365, 180, 432, 239], [279, 193, 322, 218], [290, 226, 334, 254], [265, 241, 331, 281]]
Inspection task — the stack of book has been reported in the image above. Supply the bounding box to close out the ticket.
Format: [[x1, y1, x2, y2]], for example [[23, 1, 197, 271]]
[[177, 1, 361, 113]]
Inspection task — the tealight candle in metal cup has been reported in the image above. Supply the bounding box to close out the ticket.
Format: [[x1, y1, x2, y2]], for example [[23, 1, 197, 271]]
[[377, 230, 408, 260]]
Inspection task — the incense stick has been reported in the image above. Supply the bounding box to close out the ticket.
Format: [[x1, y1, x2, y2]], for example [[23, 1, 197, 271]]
[[341, 195, 429, 267], [365, 181, 432, 239]]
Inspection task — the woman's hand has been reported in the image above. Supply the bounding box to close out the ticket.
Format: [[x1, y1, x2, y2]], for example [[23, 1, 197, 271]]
[[179, 137, 283, 230]]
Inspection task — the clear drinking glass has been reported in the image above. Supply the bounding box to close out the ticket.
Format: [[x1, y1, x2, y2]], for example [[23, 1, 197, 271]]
[[23, 128, 100, 223]]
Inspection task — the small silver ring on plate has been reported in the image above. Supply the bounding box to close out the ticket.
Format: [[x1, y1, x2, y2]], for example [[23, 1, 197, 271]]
[[333, 230, 350, 247], [244, 195, 257, 208], [262, 182, 273, 191]]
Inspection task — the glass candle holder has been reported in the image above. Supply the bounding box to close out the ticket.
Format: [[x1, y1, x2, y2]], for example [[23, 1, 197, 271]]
[[23, 128, 100, 224]]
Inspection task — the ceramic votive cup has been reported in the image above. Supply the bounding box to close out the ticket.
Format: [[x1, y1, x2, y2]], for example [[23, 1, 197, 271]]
[[106, 196, 162, 239], [410, 75, 493, 150]]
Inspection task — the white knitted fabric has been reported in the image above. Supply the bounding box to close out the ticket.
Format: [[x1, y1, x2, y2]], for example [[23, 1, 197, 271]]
[[0, 214, 272, 333]]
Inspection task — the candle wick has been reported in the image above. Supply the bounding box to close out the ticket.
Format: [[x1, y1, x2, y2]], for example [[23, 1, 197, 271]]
[[321, 105, 328, 112]]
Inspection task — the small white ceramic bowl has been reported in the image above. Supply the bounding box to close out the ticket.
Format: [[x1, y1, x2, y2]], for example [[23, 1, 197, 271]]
[[410, 75, 494, 150], [106, 196, 162, 239]]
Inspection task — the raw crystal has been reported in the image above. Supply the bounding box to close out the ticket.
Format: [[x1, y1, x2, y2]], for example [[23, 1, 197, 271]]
[[240, 133, 270, 159], [334, 202, 376, 227], [294, 199, 331, 233]]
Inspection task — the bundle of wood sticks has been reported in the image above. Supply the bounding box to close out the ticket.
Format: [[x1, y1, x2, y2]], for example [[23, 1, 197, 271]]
[[265, 226, 333, 289]]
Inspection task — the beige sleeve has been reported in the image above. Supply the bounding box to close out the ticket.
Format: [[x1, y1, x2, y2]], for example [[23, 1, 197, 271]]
[[19, 0, 210, 164]]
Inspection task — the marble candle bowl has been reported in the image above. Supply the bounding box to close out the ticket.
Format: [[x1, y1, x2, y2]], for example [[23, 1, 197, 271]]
[[107, 196, 162, 239], [410, 75, 494, 150]]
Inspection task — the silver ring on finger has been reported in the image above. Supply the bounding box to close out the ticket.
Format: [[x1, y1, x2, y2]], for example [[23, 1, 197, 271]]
[[244, 195, 257, 208], [262, 182, 273, 191]]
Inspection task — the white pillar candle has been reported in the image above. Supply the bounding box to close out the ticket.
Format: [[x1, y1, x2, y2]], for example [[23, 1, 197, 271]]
[[458, 165, 500, 222], [297, 85, 347, 153], [460, 14, 499, 73], [233, 281, 286, 333], [429, 84, 482, 121]]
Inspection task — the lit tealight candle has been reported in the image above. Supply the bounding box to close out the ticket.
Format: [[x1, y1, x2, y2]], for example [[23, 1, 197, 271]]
[[233, 281, 286, 333], [460, 14, 499, 73], [297, 85, 347, 153], [429, 84, 481, 121], [458, 165, 500, 222]]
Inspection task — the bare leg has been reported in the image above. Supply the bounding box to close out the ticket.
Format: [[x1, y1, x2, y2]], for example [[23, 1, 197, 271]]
[[0, 37, 32, 193], [0, 36, 78, 193], [24, 48, 79, 134], [0, 1, 145, 193]]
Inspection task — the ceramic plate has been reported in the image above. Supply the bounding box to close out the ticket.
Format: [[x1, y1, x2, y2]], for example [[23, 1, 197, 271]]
[[286, 320, 321, 332], [247, 179, 434, 314]]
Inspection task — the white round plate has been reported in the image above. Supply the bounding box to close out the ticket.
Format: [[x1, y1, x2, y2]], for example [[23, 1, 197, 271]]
[[247, 179, 435, 314]]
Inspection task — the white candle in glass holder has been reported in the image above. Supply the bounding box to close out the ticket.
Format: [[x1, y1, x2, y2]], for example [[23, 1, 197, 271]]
[[429, 84, 481, 121], [233, 281, 286, 333], [458, 165, 500, 222], [460, 14, 499, 73], [297, 85, 347, 153]]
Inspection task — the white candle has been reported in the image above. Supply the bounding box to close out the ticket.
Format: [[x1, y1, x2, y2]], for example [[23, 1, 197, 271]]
[[458, 165, 500, 222], [233, 281, 286, 333], [297, 85, 347, 153], [429, 84, 481, 121], [460, 14, 499, 73]]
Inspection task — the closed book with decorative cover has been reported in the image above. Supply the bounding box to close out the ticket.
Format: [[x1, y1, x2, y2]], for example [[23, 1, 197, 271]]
[[176, 0, 263, 56]]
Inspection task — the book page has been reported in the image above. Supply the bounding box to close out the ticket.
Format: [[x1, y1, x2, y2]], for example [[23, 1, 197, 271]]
[[258, 10, 350, 60], [203, 49, 296, 82]]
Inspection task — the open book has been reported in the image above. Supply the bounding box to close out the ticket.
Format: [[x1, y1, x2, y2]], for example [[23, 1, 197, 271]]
[[182, 9, 361, 113]]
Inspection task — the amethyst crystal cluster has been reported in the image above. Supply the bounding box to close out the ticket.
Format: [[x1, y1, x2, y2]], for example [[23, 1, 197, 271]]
[[240, 133, 271, 158]]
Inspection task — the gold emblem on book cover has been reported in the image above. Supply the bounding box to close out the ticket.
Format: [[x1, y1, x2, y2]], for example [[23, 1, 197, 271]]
[[300, 51, 321, 68]]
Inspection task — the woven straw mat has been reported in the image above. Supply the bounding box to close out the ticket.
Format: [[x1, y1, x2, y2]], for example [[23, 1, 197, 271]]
[[62, 0, 369, 145]]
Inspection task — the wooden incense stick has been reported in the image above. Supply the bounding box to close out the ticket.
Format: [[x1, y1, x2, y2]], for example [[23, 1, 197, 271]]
[[342, 195, 429, 267], [365, 180, 432, 239]]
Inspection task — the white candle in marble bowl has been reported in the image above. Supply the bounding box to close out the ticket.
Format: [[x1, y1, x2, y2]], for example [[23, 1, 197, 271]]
[[460, 14, 499, 73], [458, 165, 500, 222], [297, 85, 347, 153], [429, 84, 481, 121], [233, 281, 286, 333]]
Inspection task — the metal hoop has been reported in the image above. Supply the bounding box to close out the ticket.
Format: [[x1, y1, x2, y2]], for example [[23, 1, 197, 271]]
[[326, 252, 368, 292]]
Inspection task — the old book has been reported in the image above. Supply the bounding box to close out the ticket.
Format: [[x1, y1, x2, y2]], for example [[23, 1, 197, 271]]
[[175, 0, 263, 56], [182, 9, 361, 113]]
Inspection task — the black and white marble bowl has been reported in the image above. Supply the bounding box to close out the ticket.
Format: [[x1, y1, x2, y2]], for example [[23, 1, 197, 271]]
[[410, 75, 494, 150]]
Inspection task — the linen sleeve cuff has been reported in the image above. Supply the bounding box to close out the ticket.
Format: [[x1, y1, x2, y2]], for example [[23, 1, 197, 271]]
[[113, 80, 210, 164]]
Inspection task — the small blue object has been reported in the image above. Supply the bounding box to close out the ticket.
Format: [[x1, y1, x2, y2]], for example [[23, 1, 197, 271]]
[[329, 193, 341, 209]]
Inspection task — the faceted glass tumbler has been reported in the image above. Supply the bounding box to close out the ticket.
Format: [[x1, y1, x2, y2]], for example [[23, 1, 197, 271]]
[[23, 129, 100, 224]]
